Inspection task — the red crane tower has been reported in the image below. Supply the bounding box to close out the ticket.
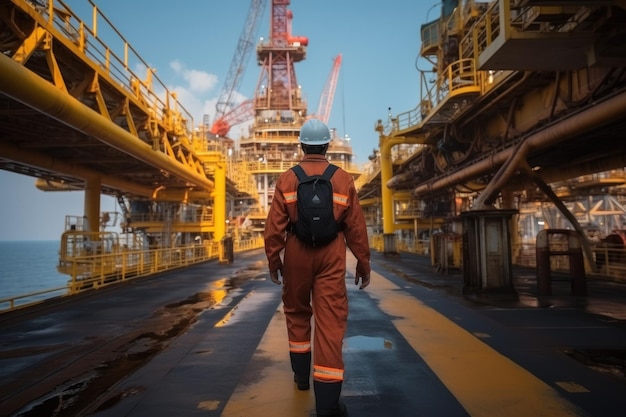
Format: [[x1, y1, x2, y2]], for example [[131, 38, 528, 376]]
[[210, 0, 267, 137], [253, 0, 308, 117], [315, 54, 342, 124]]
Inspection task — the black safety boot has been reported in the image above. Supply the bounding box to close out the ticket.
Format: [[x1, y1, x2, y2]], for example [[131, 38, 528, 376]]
[[290, 351, 311, 390], [314, 381, 347, 416]]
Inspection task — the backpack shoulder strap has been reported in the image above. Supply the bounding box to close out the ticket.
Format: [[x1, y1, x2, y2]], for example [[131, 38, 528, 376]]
[[322, 164, 339, 180], [291, 164, 307, 181]]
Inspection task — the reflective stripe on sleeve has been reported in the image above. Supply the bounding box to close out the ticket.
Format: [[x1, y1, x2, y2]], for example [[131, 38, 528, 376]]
[[284, 191, 297, 203], [313, 365, 344, 382], [333, 193, 348, 206], [289, 340, 311, 353]]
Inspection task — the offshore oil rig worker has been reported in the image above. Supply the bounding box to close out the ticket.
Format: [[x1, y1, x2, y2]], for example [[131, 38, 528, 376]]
[[264, 118, 371, 417]]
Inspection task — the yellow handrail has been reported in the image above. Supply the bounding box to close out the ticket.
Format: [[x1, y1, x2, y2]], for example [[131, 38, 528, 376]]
[[0, 237, 265, 314]]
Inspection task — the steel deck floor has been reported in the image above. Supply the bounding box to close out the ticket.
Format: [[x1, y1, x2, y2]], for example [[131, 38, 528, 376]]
[[1, 249, 626, 417]]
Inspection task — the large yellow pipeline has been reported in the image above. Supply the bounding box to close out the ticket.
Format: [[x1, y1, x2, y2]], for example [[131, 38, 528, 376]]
[[377, 130, 425, 235], [0, 53, 214, 192]]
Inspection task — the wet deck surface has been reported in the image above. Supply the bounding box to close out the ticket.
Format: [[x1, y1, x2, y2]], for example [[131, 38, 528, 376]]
[[1, 249, 626, 416]]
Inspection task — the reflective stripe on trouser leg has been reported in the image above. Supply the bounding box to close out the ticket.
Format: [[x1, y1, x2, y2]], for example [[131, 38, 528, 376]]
[[313, 365, 344, 382], [289, 340, 311, 353]]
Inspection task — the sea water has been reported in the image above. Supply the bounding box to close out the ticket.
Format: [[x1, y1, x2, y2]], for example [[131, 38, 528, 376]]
[[0, 240, 69, 305]]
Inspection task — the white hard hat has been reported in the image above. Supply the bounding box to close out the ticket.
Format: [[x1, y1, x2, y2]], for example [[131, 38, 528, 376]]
[[299, 119, 331, 145]]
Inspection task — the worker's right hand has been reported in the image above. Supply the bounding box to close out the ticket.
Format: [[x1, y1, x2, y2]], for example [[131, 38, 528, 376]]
[[355, 271, 370, 290], [270, 268, 283, 285]]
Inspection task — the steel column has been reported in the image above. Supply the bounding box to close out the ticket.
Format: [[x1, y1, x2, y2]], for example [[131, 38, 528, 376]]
[[377, 127, 424, 253], [84, 176, 101, 234]]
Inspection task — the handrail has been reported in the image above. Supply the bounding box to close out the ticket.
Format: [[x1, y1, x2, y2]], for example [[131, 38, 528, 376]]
[[382, 57, 481, 135], [34, 0, 196, 134], [355, 161, 381, 190], [420, 19, 440, 56], [0, 286, 69, 312], [460, 0, 501, 60], [0, 237, 265, 314], [379, 0, 504, 137]]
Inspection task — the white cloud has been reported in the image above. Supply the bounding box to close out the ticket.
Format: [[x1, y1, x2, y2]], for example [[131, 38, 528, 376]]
[[160, 60, 220, 128], [186, 69, 217, 93], [163, 60, 252, 133], [170, 60, 217, 93], [170, 60, 183, 73]]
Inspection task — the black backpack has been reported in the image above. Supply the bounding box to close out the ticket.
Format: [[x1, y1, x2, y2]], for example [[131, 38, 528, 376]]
[[290, 164, 339, 247]]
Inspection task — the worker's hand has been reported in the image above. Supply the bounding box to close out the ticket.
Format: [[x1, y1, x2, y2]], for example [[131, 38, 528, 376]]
[[355, 271, 370, 290], [270, 268, 283, 285]]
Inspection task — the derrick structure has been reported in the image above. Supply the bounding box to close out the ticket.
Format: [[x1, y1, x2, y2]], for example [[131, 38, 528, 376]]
[[359, 0, 626, 285], [234, 0, 358, 235]]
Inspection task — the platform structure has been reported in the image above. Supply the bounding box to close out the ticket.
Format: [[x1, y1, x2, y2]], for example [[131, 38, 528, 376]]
[[1, 249, 625, 417]]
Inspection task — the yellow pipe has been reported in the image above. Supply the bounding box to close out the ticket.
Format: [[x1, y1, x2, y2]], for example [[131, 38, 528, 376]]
[[392, 191, 413, 200], [379, 136, 395, 235], [377, 129, 425, 235], [0, 53, 214, 192], [151, 186, 166, 200]]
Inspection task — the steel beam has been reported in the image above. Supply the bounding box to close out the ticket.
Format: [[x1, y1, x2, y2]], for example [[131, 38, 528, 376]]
[[0, 53, 214, 193]]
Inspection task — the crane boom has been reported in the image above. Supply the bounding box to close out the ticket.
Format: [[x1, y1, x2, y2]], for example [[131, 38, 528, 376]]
[[210, 99, 255, 138], [212, 0, 267, 133], [316, 54, 342, 124]]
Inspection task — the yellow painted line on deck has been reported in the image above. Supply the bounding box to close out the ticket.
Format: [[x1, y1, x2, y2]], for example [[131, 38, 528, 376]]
[[555, 381, 590, 393], [221, 306, 314, 417], [222, 254, 588, 416], [362, 261, 588, 417]]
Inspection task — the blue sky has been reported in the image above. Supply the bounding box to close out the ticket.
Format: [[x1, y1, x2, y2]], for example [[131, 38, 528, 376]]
[[0, 0, 439, 241]]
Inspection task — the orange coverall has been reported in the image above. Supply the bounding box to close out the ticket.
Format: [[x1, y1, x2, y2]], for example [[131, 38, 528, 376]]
[[264, 153, 371, 383]]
